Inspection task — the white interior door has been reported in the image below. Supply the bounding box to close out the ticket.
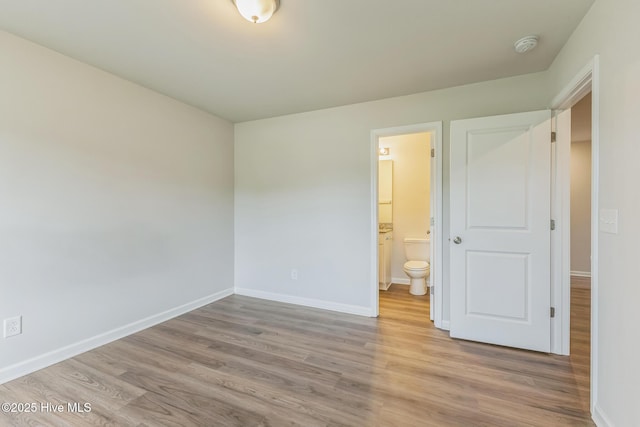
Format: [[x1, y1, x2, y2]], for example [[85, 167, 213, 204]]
[[450, 110, 552, 352]]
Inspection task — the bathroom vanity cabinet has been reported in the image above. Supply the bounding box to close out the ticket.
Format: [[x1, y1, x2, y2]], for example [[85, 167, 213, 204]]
[[379, 231, 392, 290]]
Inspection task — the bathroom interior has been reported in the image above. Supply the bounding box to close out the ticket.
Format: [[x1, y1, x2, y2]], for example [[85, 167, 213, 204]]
[[378, 131, 432, 316]]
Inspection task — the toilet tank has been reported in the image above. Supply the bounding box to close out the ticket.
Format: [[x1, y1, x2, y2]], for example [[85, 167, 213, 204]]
[[404, 237, 430, 262]]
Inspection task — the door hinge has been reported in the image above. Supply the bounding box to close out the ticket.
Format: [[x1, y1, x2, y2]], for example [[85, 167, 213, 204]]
[[550, 219, 556, 230], [550, 307, 556, 318], [551, 132, 557, 143], [431, 148, 435, 158]]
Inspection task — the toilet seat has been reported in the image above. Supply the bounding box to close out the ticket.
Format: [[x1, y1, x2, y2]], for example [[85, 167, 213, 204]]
[[404, 260, 429, 270]]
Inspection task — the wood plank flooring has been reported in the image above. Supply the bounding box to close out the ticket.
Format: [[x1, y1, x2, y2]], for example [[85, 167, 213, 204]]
[[0, 283, 592, 426]]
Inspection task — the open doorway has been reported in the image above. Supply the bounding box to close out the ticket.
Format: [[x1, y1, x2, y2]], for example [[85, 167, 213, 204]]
[[569, 91, 593, 409], [551, 56, 599, 413], [378, 132, 432, 318], [570, 93, 593, 283], [370, 122, 443, 324]]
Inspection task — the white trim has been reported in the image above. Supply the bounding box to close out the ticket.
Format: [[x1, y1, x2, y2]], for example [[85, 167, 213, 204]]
[[590, 55, 600, 419], [0, 288, 234, 385], [592, 403, 613, 427], [570, 270, 592, 278], [391, 277, 410, 285], [551, 60, 594, 110], [550, 54, 600, 419], [235, 288, 373, 317], [551, 108, 572, 356], [378, 282, 392, 291], [370, 122, 444, 327], [370, 129, 380, 316], [433, 123, 444, 328], [441, 320, 450, 331]]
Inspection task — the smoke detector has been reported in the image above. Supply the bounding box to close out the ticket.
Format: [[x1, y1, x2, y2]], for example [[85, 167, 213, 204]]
[[514, 35, 539, 54]]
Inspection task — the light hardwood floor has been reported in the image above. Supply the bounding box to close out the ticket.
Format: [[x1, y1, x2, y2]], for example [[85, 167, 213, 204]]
[[1, 283, 592, 426]]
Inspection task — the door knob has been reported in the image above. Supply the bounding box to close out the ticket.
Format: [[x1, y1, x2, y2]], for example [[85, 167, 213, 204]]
[[453, 236, 462, 244]]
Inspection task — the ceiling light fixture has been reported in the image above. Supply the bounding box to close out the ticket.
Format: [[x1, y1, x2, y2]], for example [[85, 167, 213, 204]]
[[514, 35, 539, 54], [232, 0, 280, 24]]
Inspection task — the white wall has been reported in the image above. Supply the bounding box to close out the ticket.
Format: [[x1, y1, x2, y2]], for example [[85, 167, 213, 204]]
[[379, 133, 431, 283], [570, 139, 591, 274], [547, 0, 640, 424], [234, 72, 549, 318], [0, 31, 235, 382]]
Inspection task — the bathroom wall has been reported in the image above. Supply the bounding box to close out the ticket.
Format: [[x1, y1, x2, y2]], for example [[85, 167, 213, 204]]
[[570, 93, 592, 276], [0, 31, 235, 382], [379, 133, 431, 284]]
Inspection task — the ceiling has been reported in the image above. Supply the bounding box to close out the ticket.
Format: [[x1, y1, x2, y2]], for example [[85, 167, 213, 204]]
[[0, 0, 594, 122]]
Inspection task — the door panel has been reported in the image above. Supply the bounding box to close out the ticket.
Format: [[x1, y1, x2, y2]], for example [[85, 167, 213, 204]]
[[467, 128, 531, 229], [450, 110, 551, 352], [466, 251, 529, 320]]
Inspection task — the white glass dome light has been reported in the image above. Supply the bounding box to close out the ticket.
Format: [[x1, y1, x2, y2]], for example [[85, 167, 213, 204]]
[[232, 0, 280, 24]]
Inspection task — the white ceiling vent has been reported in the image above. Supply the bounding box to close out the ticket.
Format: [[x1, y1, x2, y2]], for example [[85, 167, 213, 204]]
[[514, 35, 539, 54]]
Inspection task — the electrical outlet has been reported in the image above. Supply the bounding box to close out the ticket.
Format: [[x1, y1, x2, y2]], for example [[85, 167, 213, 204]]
[[4, 316, 22, 338], [291, 269, 298, 280]]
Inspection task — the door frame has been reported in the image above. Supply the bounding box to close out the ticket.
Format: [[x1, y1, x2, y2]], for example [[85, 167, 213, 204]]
[[370, 122, 443, 327], [550, 55, 599, 413]]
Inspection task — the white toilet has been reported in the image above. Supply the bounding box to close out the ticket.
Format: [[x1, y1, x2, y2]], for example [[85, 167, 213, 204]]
[[403, 237, 430, 296]]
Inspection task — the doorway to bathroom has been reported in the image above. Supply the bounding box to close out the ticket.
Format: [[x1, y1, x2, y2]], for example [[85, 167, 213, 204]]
[[370, 122, 443, 325]]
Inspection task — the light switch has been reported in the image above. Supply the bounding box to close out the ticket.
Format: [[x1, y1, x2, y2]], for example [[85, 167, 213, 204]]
[[600, 209, 619, 234]]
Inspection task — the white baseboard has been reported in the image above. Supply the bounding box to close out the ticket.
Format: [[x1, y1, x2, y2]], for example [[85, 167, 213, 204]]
[[441, 320, 450, 330], [234, 288, 374, 317], [391, 277, 410, 285], [592, 403, 613, 427], [571, 270, 592, 278], [379, 282, 392, 291], [0, 288, 234, 385]]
